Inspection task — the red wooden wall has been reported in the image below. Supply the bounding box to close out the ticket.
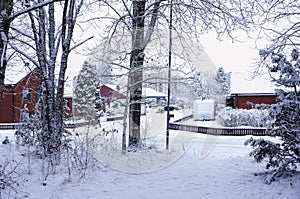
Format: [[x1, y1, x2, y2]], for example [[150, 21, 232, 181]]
[[0, 69, 75, 123], [229, 93, 277, 109]]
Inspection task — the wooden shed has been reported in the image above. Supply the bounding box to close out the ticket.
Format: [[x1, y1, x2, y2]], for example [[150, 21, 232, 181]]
[[100, 84, 126, 104]]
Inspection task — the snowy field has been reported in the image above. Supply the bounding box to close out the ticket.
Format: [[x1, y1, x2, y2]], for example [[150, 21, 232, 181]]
[[1, 126, 299, 199]]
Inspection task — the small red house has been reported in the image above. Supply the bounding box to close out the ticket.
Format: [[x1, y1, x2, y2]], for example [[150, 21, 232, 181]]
[[0, 69, 74, 123], [228, 72, 278, 109], [0, 69, 40, 123], [100, 84, 126, 104], [226, 93, 277, 109]]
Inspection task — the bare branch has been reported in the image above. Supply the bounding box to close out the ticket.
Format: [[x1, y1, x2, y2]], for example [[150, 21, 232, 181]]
[[68, 36, 94, 52], [9, 0, 64, 21]]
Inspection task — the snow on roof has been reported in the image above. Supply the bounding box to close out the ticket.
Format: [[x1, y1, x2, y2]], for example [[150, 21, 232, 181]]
[[4, 67, 33, 85], [230, 72, 276, 94], [64, 86, 73, 98], [142, 87, 167, 97], [105, 84, 118, 91]]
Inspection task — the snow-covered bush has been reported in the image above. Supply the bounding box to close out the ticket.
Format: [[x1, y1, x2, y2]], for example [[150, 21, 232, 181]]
[[0, 159, 20, 198], [246, 49, 300, 184], [217, 107, 269, 127], [16, 105, 42, 147]]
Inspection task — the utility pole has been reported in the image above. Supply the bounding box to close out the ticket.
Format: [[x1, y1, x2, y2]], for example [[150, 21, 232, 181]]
[[166, 0, 173, 150]]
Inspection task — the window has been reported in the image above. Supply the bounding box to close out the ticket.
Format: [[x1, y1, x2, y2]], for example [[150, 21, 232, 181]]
[[22, 88, 31, 102]]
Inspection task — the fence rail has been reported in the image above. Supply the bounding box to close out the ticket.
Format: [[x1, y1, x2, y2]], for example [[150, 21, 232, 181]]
[[169, 123, 269, 136], [0, 124, 19, 130], [0, 116, 124, 130], [1, 116, 268, 136]]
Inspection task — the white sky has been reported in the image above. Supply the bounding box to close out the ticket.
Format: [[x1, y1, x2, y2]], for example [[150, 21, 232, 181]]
[[67, 31, 261, 79], [201, 32, 260, 73], [5, 32, 262, 87]]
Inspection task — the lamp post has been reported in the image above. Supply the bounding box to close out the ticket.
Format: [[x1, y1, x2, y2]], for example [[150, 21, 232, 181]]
[[166, 0, 173, 150]]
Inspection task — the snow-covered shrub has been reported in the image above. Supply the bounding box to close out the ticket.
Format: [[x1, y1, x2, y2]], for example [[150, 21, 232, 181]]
[[0, 160, 20, 198], [246, 49, 300, 184], [217, 107, 269, 127], [16, 106, 42, 147]]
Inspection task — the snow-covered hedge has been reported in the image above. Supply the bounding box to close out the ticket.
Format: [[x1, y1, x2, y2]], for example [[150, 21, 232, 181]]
[[217, 107, 269, 127]]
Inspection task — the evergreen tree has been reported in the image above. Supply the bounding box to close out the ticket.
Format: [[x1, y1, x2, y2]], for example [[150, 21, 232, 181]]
[[246, 49, 300, 184], [74, 61, 99, 121], [215, 67, 229, 107], [190, 72, 216, 100], [94, 82, 106, 120]]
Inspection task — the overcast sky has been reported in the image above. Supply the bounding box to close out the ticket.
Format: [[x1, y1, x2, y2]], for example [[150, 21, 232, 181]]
[[67, 31, 261, 80], [201, 32, 261, 73]]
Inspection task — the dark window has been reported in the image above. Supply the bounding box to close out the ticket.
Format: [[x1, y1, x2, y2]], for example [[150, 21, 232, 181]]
[[225, 96, 234, 108], [22, 88, 31, 102]]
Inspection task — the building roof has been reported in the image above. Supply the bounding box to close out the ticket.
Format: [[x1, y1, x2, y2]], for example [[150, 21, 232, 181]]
[[230, 72, 276, 94], [142, 87, 167, 98]]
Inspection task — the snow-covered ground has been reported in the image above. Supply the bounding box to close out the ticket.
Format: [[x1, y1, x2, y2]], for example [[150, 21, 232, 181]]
[[1, 125, 299, 199]]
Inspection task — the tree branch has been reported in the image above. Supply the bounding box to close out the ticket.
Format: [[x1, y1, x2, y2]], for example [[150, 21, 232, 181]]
[[9, 0, 64, 21]]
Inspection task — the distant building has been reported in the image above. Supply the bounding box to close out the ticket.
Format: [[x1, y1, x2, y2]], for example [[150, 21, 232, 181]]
[[226, 93, 277, 109], [100, 84, 126, 105], [226, 72, 278, 109], [142, 87, 167, 106]]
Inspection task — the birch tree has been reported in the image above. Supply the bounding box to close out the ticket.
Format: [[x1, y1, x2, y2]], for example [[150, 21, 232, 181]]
[[95, 0, 253, 148], [9, 0, 90, 157], [0, 0, 63, 107]]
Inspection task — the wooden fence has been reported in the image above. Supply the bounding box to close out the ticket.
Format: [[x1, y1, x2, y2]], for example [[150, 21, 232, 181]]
[[0, 124, 19, 130], [1, 116, 268, 136], [169, 123, 269, 136], [0, 116, 124, 130]]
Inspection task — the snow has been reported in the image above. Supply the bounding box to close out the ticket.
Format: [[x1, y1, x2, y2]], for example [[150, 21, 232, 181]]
[[142, 87, 167, 97], [1, 124, 299, 199], [4, 68, 30, 85], [0, 108, 299, 198], [230, 72, 276, 94]]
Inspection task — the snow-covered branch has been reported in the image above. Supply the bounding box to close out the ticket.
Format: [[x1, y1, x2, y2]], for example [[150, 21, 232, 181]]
[[9, 0, 64, 21]]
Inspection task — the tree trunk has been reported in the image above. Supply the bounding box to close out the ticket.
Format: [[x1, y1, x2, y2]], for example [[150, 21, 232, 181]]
[[0, 0, 13, 106], [128, 1, 146, 147], [25, 0, 82, 157]]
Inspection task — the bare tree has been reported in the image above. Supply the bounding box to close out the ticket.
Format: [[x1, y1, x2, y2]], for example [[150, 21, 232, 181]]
[[0, 0, 62, 107], [9, 0, 92, 157], [0, 0, 13, 106], [250, 0, 300, 71], [94, 0, 252, 149]]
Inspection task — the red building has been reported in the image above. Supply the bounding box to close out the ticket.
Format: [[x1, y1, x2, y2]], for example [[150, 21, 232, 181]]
[[0, 69, 40, 123], [100, 84, 126, 104], [226, 93, 277, 109], [228, 72, 278, 109], [0, 69, 74, 123]]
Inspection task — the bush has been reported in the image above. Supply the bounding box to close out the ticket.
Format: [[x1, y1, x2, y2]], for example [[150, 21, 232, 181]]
[[217, 107, 269, 127]]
